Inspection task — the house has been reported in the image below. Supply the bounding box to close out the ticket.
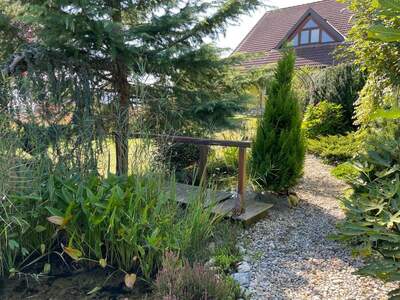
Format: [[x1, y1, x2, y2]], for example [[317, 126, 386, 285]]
[[234, 0, 352, 68]]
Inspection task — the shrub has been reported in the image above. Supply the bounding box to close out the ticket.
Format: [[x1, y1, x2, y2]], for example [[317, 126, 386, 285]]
[[302, 100, 346, 138], [156, 142, 200, 178], [331, 162, 360, 183], [307, 64, 366, 128], [333, 129, 400, 285], [251, 49, 305, 192], [154, 252, 241, 300], [307, 132, 364, 164]]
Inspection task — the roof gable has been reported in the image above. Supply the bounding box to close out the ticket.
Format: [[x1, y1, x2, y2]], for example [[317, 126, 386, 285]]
[[234, 0, 352, 68], [275, 8, 344, 49]]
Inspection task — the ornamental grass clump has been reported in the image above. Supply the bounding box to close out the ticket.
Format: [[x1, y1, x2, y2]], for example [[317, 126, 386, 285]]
[[251, 49, 305, 193]]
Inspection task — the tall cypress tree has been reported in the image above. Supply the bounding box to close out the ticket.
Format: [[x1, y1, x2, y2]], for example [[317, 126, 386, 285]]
[[1, 0, 260, 175], [251, 49, 305, 193]]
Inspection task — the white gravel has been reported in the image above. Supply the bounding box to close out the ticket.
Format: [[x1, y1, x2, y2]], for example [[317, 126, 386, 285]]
[[240, 155, 399, 300]]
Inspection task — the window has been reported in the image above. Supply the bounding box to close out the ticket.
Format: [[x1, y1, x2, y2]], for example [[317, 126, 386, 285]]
[[287, 17, 335, 47], [300, 30, 309, 44], [321, 30, 334, 43], [311, 29, 320, 43], [303, 19, 317, 29]]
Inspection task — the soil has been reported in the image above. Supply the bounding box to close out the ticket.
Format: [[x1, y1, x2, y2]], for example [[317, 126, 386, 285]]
[[0, 268, 150, 300]]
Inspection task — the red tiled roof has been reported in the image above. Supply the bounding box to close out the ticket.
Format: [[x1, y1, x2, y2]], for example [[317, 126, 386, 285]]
[[234, 0, 352, 68]]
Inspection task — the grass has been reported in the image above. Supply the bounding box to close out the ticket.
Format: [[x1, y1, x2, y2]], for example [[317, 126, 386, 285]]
[[97, 138, 156, 176]]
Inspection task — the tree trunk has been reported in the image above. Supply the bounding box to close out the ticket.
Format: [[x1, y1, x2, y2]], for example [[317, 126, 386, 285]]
[[114, 60, 129, 176], [110, 0, 129, 175]]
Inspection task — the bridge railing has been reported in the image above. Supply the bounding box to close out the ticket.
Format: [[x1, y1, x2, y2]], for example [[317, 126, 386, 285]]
[[130, 133, 251, 215]]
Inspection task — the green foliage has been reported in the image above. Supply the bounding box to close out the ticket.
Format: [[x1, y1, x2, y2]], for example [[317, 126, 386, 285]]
[[213, 251, 241, 274], [154, 252, 241, 300], [211, 223, 242, 273], [302, 100, 346, 138], [331, 162, 360, 183], [307, 132, 364, 164], [251, 49, 305, 192], [334, 129, 400, 284], [0, 0, 262, 175], [1, 172, 219, 281], [339, 0, 400, 126], [306, 64, 366, 128]]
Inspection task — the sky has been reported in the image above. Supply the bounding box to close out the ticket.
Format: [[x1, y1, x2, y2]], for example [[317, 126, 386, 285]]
[[216, 0, 322, 52]]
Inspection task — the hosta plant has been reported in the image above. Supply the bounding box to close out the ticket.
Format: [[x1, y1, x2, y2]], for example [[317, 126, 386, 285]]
[[334, 128, 400, 287]]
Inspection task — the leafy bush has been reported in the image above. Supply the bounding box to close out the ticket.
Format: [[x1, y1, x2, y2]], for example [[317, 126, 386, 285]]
[[211, 223, 242, 273], [302, 100, 346, 138], [154, 252, 241, 300], [307, 132, 364, 164], [331, 162, 360, 183], [334, 130, 400, 285], [251, 49, 305, 192], [307, 64, 366, 128], [1, 172, 219, 281], [156, 142, 200, 174]]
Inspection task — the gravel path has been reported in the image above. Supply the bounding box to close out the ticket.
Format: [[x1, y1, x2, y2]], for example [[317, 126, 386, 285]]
[[240, 155, 398, 300]]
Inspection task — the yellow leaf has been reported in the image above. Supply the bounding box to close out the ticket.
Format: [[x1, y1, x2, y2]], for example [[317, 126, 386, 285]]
[[99, 258, 107, 268], [40, 243, 46, 255], [63, 246, 82, 260], [47, 216, 65, 226], [43, 263, 51, 274], [124, 273, 137, 289]]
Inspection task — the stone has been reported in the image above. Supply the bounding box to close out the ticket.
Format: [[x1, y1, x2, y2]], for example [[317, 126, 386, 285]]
[[232, 272, 251, 288], [208, 242, 216, 252], [237, 261, 251, 273], [237, 245, 246, 254], [205, 258, 216, 268]]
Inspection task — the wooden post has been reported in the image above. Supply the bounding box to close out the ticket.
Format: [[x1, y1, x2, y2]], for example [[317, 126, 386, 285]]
[[233, 147, 246, 216], [197, 145, 209, 185]]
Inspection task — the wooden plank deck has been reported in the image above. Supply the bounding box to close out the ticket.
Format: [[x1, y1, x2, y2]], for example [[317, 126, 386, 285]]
[[213, 198, 273, 226], [173, 183, 232, 207], [172, 183, 273, 225]]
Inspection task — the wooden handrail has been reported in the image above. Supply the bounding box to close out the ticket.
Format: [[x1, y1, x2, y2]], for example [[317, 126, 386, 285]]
[[130, 133, 251, 148]]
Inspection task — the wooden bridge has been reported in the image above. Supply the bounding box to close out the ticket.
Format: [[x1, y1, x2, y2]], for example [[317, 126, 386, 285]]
[[132, 133, 274, 226]]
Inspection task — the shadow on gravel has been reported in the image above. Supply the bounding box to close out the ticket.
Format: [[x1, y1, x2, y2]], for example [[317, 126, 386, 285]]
[[246, 191, 354, 299]]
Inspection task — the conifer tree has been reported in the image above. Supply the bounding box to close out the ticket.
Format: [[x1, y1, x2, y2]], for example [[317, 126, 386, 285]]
[[251, 49, 305, 193], [0, 0, 260, 175]]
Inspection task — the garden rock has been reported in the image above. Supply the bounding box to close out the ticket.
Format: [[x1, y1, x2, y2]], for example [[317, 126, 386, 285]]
[[232, 272, 251, 288], [237, 261, 251, 273]]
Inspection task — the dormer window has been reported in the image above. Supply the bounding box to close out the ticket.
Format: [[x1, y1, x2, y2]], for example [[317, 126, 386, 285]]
[[288, 18, 334, 47]]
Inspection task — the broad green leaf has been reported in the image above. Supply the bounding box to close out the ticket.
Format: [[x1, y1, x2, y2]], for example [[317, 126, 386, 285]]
[[8, 239, 19, 251], [45, 207, 64, 217], [367, 151, 392, 167], [34, 225, 47, 233], [371, 108, 400, 120], [368, 24, 400, 42], [372, 0, 400, 12]]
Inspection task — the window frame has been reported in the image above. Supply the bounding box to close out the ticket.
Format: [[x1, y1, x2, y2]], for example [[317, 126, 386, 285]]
[[288, 17, 335, 47]]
